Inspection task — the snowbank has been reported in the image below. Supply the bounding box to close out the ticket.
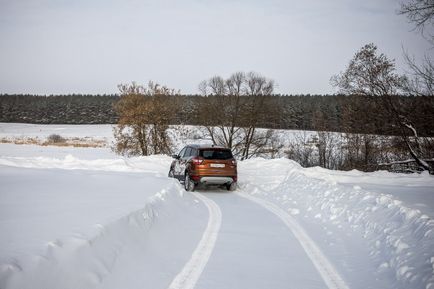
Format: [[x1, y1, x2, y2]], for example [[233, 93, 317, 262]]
[[0, 153, 208, 289], [239, 158, 434, 289], [303, 165, 434, 188]]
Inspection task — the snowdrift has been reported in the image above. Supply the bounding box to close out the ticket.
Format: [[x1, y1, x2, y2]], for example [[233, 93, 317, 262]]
[[239, 158, 434, 289], [0, 155, 208, 289]]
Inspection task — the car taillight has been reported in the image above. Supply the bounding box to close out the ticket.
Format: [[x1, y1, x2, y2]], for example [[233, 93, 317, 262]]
[[191, 175, 201, 181], [192, 157, 204, 165]]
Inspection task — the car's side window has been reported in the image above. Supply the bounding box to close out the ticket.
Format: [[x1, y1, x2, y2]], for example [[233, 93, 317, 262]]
[[178, 148, 186, 158], [191, 148, 198, 157], [183, 147, 192, 159]]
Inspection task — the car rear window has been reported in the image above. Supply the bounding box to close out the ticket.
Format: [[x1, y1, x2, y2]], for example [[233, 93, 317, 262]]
[[199, 149, 233, 160]]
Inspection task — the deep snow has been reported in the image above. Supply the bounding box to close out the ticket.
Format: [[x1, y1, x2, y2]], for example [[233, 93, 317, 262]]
[[0, 154, 209, 289], [1, 123, 434, 289], [240, 158, 434, 289]]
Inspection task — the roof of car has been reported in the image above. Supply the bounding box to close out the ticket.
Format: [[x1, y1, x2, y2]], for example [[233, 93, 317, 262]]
[[188, 144, 229, 150]]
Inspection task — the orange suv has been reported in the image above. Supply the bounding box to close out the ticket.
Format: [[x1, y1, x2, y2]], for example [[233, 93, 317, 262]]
[[168, 144, 237, 191]]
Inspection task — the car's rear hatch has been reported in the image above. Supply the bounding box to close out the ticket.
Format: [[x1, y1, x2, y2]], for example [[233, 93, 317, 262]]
[[193, 148, 237, 177]]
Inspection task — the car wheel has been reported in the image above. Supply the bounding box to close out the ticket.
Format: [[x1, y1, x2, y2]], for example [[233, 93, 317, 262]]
[[184, 173, 195, 192], [226, 182, 237, 191], [168, 168, 174, 178]]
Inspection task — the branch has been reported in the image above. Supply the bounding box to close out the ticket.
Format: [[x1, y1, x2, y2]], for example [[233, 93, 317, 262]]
[[379, 158, 434, 166]]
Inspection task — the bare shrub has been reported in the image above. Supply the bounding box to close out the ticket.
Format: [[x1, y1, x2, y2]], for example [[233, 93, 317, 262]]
[[47, 134, 65, 144], [234, 129, 280, 159], [316, 131, 343, 170], [286, 131, 317, 167]]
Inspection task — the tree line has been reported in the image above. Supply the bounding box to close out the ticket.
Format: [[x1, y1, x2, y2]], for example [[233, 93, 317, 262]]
[[1, 93, 432, 135], [0, 94, 118, 124]]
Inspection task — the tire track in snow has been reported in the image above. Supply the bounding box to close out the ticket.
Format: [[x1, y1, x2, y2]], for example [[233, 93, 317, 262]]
[[235, 191, 350, 289], [167, 192, 222, 289]]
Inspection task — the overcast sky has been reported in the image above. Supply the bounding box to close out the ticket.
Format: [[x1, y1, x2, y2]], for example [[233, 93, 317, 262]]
[[0, 0, 432, 95]]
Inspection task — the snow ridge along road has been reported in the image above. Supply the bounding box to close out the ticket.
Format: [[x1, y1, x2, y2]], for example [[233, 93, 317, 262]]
[[167, 192, 222, 289], [235, 191, 350, 289]]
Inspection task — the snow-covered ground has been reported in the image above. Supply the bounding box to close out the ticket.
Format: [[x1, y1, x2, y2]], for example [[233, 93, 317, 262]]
[[1, 123, 433, 289], [0, 123, 114, 141], [0, 122, 309, 156]]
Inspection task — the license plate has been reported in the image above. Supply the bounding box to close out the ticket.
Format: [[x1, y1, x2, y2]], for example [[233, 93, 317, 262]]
[[210, 163, 225, 168]]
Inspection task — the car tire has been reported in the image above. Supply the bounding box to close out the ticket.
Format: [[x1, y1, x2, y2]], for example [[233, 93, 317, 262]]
[[226, 182, 237, 191], [184, 173, 195, 192]]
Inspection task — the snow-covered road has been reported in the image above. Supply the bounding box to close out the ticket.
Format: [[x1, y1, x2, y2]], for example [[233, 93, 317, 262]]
[[193, 191, 334, 289]]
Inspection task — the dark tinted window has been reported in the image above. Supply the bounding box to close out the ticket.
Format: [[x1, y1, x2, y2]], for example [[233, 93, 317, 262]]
[[178, 148, 186, 157], [184, 147, 192, 158], [199, 149, 233, 160]]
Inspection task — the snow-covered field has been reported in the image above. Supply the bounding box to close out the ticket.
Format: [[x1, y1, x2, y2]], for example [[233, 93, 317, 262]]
[[1, 123, 433, 289]]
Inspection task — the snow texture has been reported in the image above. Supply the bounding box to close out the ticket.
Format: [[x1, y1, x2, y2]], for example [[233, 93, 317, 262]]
[[239, 158, 434, 289], [1, 123, 434, 289]]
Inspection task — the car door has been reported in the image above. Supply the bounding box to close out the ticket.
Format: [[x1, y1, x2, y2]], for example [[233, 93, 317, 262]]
[[178, 147, 192, 178], [173, 147, 186, 177]]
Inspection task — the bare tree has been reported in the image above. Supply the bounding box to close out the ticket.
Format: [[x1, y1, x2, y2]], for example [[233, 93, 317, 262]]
[[239, 72, 275, 160], [314, 131, 343, 170], [199, 71, 277, 159], [399, 0, 434, 96], [402, 53, 434, 95], [340, 133, 380, 171], [311, 110, 344, 169], [399, 0, 434, 41], [332, 43, 433, 173], [198, 73, 244, 150], [398, 0, 434, 93], [331, 43, 404, 97], [113, 81, 178, 156], [397, 2, 434, 173]]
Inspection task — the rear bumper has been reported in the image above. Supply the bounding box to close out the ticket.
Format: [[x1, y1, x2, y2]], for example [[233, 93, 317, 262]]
[[195, 176, 235, 185]]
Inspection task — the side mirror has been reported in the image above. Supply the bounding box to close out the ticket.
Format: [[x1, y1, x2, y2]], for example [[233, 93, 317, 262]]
[[172, 154, 180, 159]]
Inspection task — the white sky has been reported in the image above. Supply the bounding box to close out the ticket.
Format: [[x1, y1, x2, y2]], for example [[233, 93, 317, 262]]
[[0, 0, 432, 95]]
